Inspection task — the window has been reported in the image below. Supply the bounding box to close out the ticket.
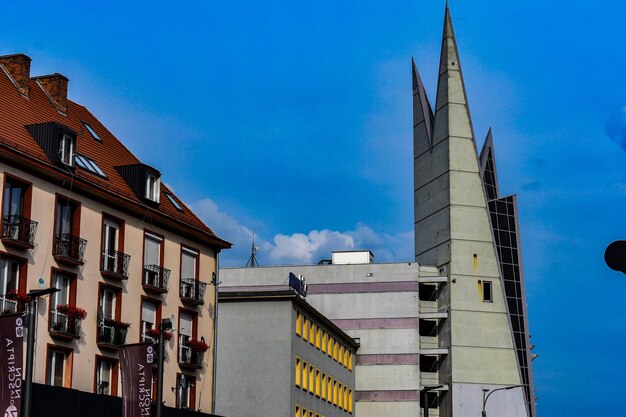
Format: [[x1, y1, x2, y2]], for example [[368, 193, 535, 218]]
[[145, 173, 160, 203], [165, 192, 183, 211], [97, 285, 124, 345], [180, 247, 201, 301], [49, 270, 78, 336], [302, 361, 308, 390], [420, 355, 438, 372], [309, 323, 315, 345], [101, 216, 127, 277], [176, 374, 195, 409], [178, 311, 198, 365], [333, 380, 338, 406], [95, 357, 118, 395], [74, 154, 106, 178], [296, 311, 302, 336], [59, 133, 74, 166], [2, 175, 35, 247], [325, 375, 332, 402], [327, 337, 333, 358], [303, 317, 309, 342], [0, 255, 24, 313], [143, 233, 167, 290], [419, 283, 438, 301], [348, 353, 353, 371], [295, 405, 301, 417], [348, 390, 353, 413], [308, 364, 314, 393], [140, 299, 160, 342], [54, 197, 83, 264], [482, 280, 493, 302], [315, 369, 321, 396], [338, 383, 343, 409], [321, 330, 327, 353], [82, 121, 101, 141], [321, 372, 327, 400], [295, 357, 301, 387], [316, 326, 321, 349], [334, 339, 339, 362], [47, 347, 72, 387]]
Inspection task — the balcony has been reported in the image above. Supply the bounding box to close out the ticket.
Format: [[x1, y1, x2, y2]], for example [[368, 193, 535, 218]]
[[180, 278, 207, 306], [0, 295, 25, 315], [53, 233, 87, 266], [2, 214, 38, 249], [142, 265, 170, 294], [178, 345, 203, 370], [97, 319, 129, 350], [101, 250, 130, 280], [49, 309, 82, 340]]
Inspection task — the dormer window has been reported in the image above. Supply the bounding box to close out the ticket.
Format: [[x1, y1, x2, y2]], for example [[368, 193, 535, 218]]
[[59, 133, 74, 166], [145, 173, 160, 203]]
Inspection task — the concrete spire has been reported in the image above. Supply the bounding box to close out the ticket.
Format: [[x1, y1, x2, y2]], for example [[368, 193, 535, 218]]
[[479, 128, 501, 200], [412, 58, 434, 154]]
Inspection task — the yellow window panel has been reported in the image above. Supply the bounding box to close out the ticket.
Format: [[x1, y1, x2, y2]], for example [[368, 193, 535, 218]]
[[339, 345, 344, 366], [349, 389, 353, 413], [321, 372, 327, 400], [309, 323, 315, 345], [295, 357, 301, 387], [322, 330, 327, 353], [295, 405, 301, 417], [316, 326, 321, 349], [338, 383, 343, 409], [315, 369, 321, 396], [303, 362, 308, 390], [344, 386, 349, 411], [326, 376, 332, 402], [303, 317, 309, 342], [348, 352, 353, 371], [308, 364, 314, 393], [296, 311, 302, 336], [334, 340, 339, 361]]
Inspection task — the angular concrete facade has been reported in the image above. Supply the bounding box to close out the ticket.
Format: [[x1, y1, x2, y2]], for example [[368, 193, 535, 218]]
[[413, 5, 533, 417]]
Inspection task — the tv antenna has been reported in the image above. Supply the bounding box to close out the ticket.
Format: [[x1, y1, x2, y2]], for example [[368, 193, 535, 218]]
[[245, 232, 260, 268]]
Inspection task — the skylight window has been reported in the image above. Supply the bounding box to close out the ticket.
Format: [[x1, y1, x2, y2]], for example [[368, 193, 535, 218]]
[[82, 122, 102, 142], [165, 192, 183, 211], [75, 154, 107, 178]]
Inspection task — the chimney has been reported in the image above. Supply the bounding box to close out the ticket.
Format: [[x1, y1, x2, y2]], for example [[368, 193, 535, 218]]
[[0, 53, 32, 96], [33, 73, 69, 113]]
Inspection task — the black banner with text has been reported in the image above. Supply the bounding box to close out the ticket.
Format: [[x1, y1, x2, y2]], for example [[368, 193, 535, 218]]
[[120, 343, 154, 417], [0, 313, 24, 417]]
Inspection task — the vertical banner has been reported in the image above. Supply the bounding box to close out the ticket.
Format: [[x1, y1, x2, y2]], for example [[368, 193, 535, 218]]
[[120, 343, 154, 417], [0, 313, 24, 417]]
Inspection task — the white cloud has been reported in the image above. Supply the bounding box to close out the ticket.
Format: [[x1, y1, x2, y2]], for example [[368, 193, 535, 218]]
[[190, 198, 413, 267]]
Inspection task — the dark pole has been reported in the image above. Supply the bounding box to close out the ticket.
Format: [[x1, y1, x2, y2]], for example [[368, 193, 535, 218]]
[[156, 322, 166, 417], [22, 296, 37, 417], [424, 390, 429, 417], [23, 287, 58, 417]]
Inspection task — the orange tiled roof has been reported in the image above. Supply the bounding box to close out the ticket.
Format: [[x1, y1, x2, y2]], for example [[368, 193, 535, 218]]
[[0, 59, 230, 249]]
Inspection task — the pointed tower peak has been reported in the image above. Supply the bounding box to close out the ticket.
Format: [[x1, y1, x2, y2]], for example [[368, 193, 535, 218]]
[[479, 128, 500, 200], [412, 58, 434, 154]]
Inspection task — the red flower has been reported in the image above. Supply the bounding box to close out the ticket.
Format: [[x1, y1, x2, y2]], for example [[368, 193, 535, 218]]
[[56, 304, 87, 320], [7, 289, 28, 303], [145, 328, 172, 341], [186, 339, 209, 352], [103, 318, 131, 329]]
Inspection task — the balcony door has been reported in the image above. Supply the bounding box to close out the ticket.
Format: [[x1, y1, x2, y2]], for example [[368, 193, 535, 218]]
[[3, 179, 24, 218], [179, 313, 193, 363], [55, 201, 73, 237], [141, 301, 157, 341]]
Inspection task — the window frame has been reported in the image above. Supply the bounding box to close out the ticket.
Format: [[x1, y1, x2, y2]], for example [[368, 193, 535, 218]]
[[94, 355, 118, 396], [139, 296, 162, 342], [59, 133, 75, 166], [177, 307, 198, 365], [175, 373, 196, 410], [145, 172, 161, 203], [481, 280, 493, 302], [46, 344, 73, 387], [0, 252, 27, 313], [53, 194, 81, 238]]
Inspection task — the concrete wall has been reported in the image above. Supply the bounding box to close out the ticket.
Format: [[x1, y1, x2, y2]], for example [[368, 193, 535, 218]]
[[215, 301, 291, 417]]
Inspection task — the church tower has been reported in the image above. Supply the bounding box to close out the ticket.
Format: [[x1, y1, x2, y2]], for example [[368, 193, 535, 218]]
[[413, 5, 534, 417]]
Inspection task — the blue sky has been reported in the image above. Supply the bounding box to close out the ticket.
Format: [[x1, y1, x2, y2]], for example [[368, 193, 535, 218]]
[[2, 1, 626, 415]]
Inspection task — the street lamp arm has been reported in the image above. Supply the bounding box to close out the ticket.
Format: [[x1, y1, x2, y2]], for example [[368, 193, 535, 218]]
[[482, 385, 523, 413]]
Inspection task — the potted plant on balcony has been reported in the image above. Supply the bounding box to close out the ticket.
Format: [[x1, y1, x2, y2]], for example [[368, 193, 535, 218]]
[[103, 318, 130, 345], [186, 338, 209, 353], [55, 304, 87, 336], [6, 289, 28, 313], [145, 328, 172, 342], [56, 304, 88, 320]]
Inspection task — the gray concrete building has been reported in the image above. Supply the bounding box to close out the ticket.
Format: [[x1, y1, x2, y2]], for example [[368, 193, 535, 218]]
[[215, 287, 358, 417]]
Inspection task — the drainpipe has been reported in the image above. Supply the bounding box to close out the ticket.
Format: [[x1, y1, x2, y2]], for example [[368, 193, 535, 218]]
[[211, 249, 221, 415]]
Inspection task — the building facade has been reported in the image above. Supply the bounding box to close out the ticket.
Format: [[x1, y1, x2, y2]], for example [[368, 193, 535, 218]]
[[0, 53, 230, 411], [220, 256, 445, 417], [412, 5, 534, 417], [215, 287, 357, 417]]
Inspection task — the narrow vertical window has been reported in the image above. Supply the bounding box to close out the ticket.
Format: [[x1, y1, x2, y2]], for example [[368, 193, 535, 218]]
[[315, 369, 321, 396], [0, 256, 22, 314], [303, 317, 309, 342], [296, 311, 302, 336], [59, 133, 74, 166], [316, 326, 321, 349], [295, 357, 301, 387], [309, 323, 315, 345], [308, 364, 314, 393], [302, 361, 308, 391], [482, 280, 493, 302]]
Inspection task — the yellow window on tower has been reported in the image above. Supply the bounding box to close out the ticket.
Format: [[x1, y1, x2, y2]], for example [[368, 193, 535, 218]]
[[327, 337, 333, 358], [316, 326, 321, 349], [295, 405, 301, 417], [302, 361, 308, 390], [349, 389, 353, 413], [338, 383, 343, 409], [316, 414, 320, 417], [322, 330, 327, 353], [339, 345, 344, 366], [315, 369, 321, 396], [348, 352, 353, 370], [303, 317, 309, 342], [296, 311, 302, 336], [321, 372, 327, 399], [309, 323, 315, 345], [308, 364, 314, 393], [344, 386, 349, 411], [333, 380, 338, 406], [334, 340, 339, 361], [302, 408, 307, 417], [308, 411, 314, 417], [295, 357, 301, 387], [343, 347, 349, 367]]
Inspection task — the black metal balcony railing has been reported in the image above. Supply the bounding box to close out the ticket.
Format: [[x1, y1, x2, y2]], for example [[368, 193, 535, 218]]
[[2, 214, 38, 248], [180, 278, 207, 305], [179, 345, 203, 368], [49, 310, 81, 338], [54, 233, 87, 265], [143, 265, 170, 292], [97, 322, 128, 346], [101, 250, 130, 279]]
